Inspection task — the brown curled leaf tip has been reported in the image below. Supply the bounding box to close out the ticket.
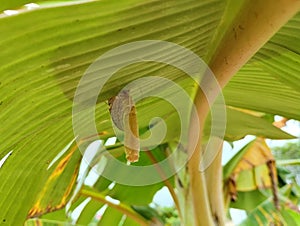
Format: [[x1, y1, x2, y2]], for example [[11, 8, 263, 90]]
[[108, 90, 140, 162], [125, 147, 139, 163]]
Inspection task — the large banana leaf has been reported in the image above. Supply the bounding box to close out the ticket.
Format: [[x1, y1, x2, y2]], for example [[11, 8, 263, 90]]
[[0, 0, 299, 225]]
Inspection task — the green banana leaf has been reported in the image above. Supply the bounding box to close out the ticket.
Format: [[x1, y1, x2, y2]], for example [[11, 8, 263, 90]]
[[0, 0, 299, 225], [239, 196, 300, 226]]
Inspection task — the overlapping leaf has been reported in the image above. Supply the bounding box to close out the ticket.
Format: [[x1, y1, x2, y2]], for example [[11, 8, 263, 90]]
[[0, 0, 299, 225]]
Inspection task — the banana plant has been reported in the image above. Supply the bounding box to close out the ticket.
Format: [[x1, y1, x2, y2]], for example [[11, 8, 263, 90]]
[[0, 0, 300, 225]]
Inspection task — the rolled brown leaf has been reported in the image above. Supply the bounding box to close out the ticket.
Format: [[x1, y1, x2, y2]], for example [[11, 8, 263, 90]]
[[109, 90, 140, 162]]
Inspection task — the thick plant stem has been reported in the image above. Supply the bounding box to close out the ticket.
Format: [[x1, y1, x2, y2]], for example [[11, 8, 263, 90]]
[[205, 141, 225, 226], [188, 1, 300, 225], [188, 94, 215, 226], [209, 0, 300, 89]]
